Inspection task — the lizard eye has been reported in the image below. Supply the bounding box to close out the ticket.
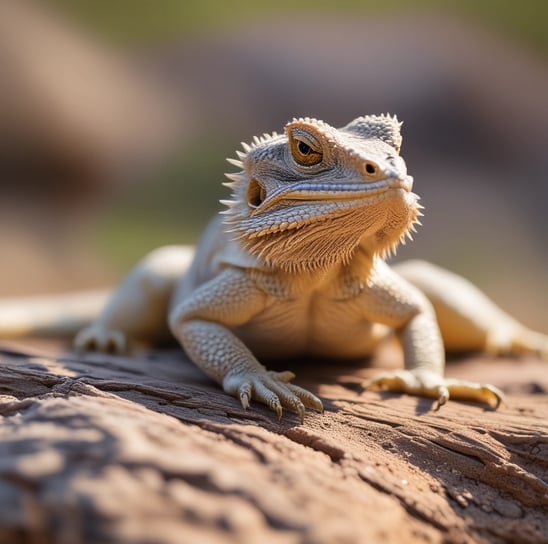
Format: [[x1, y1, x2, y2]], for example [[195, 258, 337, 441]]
[[289, 134, 323, 167], [298, 141, 312, 155]]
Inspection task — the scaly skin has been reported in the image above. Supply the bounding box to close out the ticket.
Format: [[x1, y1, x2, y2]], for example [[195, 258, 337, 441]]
[[3, 115, 547, 420]]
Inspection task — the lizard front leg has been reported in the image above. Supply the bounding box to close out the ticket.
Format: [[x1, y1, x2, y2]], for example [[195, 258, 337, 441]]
[[363, 262, 503, 407], [373, 309, 503, 408], [169, 269, 323, 420]]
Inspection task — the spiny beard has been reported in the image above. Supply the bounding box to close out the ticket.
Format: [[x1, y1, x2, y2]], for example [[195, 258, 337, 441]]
[[229, 192, 420, 273]]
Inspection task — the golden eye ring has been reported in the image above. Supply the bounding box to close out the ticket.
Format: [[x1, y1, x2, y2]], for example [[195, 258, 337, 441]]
[[290, 137, 323, 166]]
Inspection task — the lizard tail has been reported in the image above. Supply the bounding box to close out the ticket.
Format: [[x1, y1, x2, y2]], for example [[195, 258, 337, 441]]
[[0, 289, 111, 339]]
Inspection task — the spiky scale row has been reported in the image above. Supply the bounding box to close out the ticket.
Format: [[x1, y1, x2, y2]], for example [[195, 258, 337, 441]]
[[226, 158, 243, 168]]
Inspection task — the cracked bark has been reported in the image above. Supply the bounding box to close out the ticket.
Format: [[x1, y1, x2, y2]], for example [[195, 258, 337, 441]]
[[0, 340, 546, 544]]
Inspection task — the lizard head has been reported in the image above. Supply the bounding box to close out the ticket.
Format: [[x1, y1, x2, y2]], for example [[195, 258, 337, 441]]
[[222, 115, 421, 272]]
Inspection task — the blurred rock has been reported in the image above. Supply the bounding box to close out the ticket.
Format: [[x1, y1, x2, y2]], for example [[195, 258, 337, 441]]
[[0, 0, 187, 211], [0, 1, 188, 293]]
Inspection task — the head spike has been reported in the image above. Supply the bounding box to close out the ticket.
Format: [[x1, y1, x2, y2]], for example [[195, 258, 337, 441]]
[[224, 172, 245, 182], [226, 158, 243, 168]]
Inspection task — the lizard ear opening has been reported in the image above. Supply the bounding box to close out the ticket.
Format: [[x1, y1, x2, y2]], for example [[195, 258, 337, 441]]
[[247, 178, 266, 208]]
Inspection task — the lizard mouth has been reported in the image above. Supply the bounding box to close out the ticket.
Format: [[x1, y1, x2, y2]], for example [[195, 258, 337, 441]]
[[234, 180, 420, 271], [237, 177, 418, 243], [248, 176, 414, 212]]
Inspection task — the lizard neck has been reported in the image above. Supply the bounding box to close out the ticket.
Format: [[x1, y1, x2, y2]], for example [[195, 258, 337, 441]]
[[250, 243, 376, 299]]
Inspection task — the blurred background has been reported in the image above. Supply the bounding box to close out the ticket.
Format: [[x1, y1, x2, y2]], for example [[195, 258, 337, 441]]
[[0, 0, 546, 330]]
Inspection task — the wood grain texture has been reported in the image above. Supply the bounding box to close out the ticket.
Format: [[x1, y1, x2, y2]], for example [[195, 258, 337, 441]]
[[0, 340, 546, 544]]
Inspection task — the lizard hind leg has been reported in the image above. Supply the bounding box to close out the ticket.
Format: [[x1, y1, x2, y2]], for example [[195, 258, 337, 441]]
[[393, 259, 548, 360]]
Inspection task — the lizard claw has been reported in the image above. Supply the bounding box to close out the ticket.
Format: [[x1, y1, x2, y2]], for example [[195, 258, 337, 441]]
[[367, 369, 503, 409], [224, 370, 323, 422], [238, 382, 252, 410], [74, 325, 128, 354]]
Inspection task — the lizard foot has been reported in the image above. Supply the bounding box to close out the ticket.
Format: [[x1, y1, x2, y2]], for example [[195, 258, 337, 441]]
[[367, 369, 503, 409], [74, 325, 128, 354], [223, 369, 323, 422]]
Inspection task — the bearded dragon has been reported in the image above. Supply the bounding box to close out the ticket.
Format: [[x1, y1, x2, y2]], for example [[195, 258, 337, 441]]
[[1, 115, 547, 420]]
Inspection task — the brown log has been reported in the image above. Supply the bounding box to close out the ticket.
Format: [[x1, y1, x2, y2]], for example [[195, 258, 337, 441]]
[[0, 340, 546, 543]]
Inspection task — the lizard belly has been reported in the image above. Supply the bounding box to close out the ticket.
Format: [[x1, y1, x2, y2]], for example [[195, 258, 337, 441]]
[[233, 298, 389, 360]]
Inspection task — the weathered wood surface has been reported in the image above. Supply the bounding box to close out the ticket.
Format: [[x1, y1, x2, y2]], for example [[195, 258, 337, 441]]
[[0, 340, 546, 544]]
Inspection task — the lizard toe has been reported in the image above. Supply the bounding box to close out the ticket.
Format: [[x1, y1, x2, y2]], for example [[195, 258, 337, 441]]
[[224, 370, 320, 421], [74, 326, 127, 354], [268, 370, 297, 383], [284, 382, 324, 413], [238, 381, 252, 410], [252, 379, 284, 419], [443, 379, 504, 409]]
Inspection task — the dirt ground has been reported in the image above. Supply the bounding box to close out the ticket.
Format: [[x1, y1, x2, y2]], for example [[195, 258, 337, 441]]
[[0, 339, 546, 544]]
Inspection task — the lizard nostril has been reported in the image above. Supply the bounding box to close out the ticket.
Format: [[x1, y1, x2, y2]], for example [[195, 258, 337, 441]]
[[363, 161, 380, 179]]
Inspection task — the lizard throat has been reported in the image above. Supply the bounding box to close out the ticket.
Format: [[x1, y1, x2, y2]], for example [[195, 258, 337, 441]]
[[225, 189, 421, 272]]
